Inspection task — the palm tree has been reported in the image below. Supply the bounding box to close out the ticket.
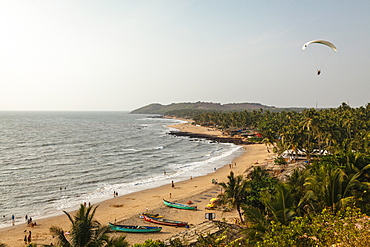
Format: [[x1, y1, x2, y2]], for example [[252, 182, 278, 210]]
[[218, 171, 248, 223], [50, 204, 128, 247], [287, 168, 312, 215], [299, 109, 321, 163], [304, 163, 370, 214], [104, 236, 129, 247], [245, 166, 278, 210], [261, 183, 297, 225], [243, 205, 270, 235]]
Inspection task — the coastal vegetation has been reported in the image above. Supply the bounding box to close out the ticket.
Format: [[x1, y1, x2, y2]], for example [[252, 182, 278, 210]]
[[130, 102, 370, 246], [49, 205, 129, 247], [192, 102, 370, 155], [44, 102, 370, 246], [148, 102, 369, 246], [184, 102, 370, 246]]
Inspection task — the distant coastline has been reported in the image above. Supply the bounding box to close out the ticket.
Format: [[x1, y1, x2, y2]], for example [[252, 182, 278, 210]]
[[130, 101, 306, 114]]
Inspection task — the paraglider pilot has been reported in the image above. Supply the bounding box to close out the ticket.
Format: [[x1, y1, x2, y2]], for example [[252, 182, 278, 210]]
[[302, 40, 337, 76]]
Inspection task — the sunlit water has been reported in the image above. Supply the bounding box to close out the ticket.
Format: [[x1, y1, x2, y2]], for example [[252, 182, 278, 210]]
[[0, 111, 243, 227]]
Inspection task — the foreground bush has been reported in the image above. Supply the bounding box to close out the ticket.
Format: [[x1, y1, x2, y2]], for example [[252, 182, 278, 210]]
[[247, 207, 370, 247], [131, 239, 166, 247]]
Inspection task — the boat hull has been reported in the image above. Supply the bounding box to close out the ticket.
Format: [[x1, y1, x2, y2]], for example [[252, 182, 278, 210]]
[[163, 199, 197, 210], [108, 223, 162, 233], [138, 213, 163, 219], [143, 215, 187, 227]]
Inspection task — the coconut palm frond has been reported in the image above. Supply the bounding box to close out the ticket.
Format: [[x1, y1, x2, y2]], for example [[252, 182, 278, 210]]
[[49, 226, 72, 247]]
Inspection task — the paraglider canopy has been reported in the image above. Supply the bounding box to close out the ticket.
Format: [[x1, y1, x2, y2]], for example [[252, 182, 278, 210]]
[[302, 40, 337, 75], [302, 40, 337, 52]]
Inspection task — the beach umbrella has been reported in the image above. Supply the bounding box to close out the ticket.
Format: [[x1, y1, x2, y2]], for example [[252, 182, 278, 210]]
[[207, 203, 215, 208], [210, 198, 218, 202]]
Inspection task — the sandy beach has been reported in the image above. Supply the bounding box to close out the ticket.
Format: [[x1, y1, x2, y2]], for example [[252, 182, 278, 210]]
[[0, 122, 274, 246]]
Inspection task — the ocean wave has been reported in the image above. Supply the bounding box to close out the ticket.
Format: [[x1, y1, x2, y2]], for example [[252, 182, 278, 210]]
[[0, 112, 242, 228]]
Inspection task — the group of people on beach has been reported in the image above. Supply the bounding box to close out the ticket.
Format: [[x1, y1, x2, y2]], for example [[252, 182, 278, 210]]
[[229, 163, 237, 169], [24, 230, 32, 244], [7, 214, 36, 227], [26, 215, 36, 227]]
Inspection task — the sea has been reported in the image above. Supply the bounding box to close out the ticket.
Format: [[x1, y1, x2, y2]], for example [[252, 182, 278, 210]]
[[0, 111, 244, 227]]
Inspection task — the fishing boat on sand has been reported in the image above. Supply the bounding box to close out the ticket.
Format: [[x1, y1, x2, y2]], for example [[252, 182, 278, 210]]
[[108, 222, 162, 233], [163, 199, 197, 210], [143, 215, 188, 227], [138, 213, 163, 219]]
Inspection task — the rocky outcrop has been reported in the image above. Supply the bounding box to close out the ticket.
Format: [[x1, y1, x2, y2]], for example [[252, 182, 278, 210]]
[[167, 131, 254, 145]]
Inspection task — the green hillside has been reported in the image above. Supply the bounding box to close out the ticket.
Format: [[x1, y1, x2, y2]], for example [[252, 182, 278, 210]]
[[130, 102, 303, 114]]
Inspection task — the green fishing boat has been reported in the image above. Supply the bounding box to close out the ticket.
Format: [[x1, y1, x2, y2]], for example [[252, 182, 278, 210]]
[[108, 223, 162, 233], [163, 199, 197, 210]]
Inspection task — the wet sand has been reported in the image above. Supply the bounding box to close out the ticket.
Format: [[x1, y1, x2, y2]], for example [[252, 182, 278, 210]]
[[0, 122, 273, 246]]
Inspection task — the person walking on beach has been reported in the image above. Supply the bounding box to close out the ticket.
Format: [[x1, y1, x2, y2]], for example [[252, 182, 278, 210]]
[[171, 181, 174, 188], [28, 231, 32, 243]]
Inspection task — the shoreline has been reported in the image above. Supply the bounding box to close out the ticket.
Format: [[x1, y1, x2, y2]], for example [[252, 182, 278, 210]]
[[0, 122, 274, 246]]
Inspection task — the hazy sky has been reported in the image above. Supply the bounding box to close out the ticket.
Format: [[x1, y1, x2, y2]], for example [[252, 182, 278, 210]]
[[1, 1, 369, 111]]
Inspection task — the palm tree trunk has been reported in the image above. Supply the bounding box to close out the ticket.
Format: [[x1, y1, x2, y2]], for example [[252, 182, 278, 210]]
[[236, 204, 244, 223]]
